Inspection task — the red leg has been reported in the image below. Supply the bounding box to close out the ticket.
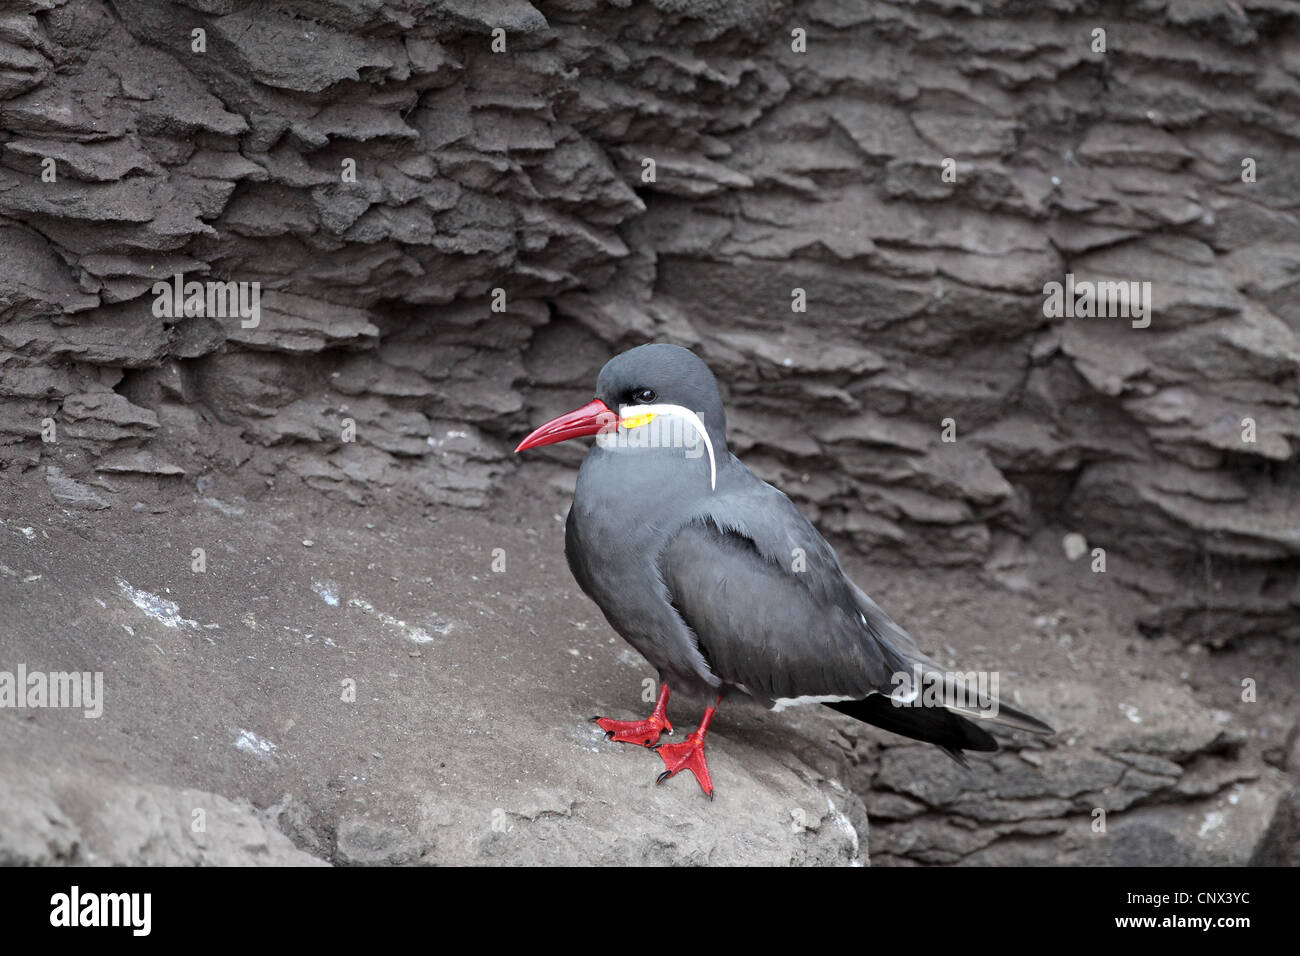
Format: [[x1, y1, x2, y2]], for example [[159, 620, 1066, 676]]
[[654, 695, 720, 800], [591, 682, 673, 747]]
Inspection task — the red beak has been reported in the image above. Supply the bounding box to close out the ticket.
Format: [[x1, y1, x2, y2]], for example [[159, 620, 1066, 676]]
[[514, 398, 617, 453]]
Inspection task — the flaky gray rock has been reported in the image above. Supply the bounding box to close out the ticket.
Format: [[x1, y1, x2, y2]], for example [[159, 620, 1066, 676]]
[[0, 762, 325, 866], [857, 679, 1296, 866], [0, 475, 866, 866], [1, 2, 1295, 645]]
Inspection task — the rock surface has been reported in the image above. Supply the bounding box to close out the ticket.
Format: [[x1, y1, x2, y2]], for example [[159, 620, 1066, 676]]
[[853, 680, 1294, 866], [1, 471, 1295, 866], [0, 0, 1296, 645], [0, 475, 866, 865], [0, 760, 326, 866]]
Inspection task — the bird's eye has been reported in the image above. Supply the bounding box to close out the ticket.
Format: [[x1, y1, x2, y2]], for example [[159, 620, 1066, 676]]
[[631, 387, 656, 404]]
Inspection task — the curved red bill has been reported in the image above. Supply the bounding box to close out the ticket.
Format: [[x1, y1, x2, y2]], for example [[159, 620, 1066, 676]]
[[514, 398, 617, 453]]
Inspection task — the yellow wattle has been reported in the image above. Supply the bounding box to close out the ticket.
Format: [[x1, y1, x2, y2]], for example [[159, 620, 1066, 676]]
[[620, 413, 657, 430]]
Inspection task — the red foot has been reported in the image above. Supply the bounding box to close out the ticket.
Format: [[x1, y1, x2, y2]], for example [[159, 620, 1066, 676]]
[[655, 732, 714, 800], [591, 712, 673, 747], [592, 683, 673, 747]]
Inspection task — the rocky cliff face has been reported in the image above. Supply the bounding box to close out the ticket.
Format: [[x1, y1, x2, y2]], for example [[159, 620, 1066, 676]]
[[1, 0, 1297, 864], [2, 0, 1297, 640]]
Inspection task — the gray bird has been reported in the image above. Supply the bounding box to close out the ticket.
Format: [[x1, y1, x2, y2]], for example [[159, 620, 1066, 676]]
[[516, 343, 1051, 798]]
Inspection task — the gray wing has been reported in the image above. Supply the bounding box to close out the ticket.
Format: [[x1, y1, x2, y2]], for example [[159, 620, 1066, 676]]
[[659, 480, 1054, 739], [657, 484, 921, 701]]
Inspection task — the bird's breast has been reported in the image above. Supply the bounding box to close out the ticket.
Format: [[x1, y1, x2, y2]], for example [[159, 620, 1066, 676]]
[[563, 447, 714, 682]]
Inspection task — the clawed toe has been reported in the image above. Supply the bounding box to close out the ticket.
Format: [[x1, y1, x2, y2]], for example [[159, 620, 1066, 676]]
[[653, 733, 714, 799]]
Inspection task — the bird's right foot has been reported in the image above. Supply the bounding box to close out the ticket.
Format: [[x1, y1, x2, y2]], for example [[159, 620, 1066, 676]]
[[590, 713, 673, 747]]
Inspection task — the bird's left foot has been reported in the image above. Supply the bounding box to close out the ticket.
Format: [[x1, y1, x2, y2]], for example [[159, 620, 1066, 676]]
[[590, 713, 672, 747], [592, 683, 674, 747], [654, 732, 714, 800]]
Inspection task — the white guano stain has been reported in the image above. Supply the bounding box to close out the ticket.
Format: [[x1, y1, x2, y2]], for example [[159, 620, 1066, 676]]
[[1198, 811, 1224, 838], [347, 596, 440, 644], [235, 729, 277, 760], [820, 786, 863, 868], [312, 581, 340, 606], [117, 579, 200, 630]]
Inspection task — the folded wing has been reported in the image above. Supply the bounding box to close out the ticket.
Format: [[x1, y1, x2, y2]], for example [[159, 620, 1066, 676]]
[[657, 484, 1051, 756]]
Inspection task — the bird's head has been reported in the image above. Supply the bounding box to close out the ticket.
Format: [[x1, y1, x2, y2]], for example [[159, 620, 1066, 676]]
[[514, 343, 726, 488]]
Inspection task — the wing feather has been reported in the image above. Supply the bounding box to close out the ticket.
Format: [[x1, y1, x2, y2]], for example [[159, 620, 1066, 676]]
[[657, 501, 903, 700], [657, 481, 1052, 741]]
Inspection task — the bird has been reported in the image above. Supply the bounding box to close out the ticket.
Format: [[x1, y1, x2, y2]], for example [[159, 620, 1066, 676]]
[[515, 343, 1052, 799]]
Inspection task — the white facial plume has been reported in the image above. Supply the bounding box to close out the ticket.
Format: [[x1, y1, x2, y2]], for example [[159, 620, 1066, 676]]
[[601, 403, 718, 491]]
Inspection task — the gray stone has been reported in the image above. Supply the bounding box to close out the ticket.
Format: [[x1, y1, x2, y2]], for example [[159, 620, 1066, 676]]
[[0, 764, 325, 866]]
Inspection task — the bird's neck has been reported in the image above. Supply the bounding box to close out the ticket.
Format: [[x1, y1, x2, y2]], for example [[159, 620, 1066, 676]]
[[579, 441, 723, 508]]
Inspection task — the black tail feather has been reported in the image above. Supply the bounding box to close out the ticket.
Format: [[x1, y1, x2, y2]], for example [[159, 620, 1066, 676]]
[[827, 694, 999, 757]]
